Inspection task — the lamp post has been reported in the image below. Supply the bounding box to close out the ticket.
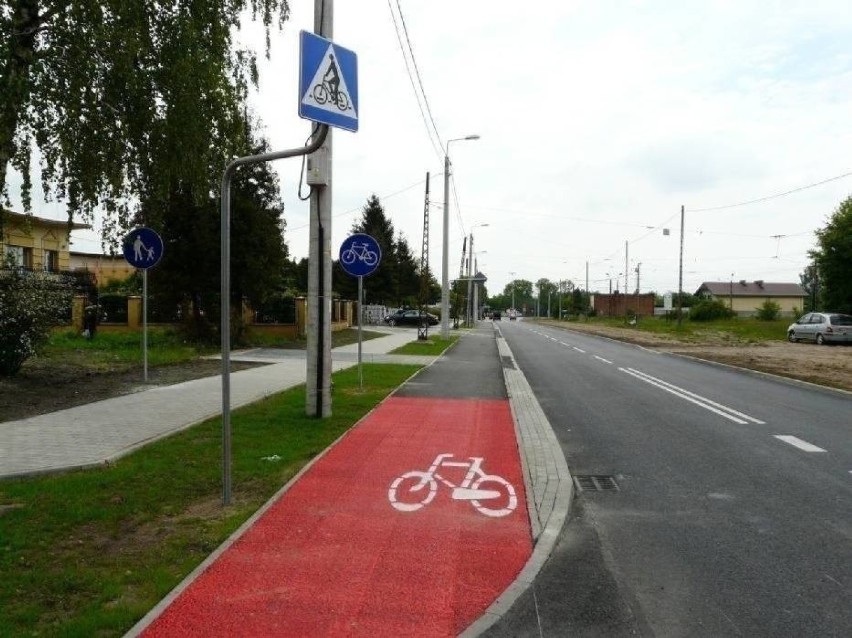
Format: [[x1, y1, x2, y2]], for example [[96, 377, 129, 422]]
[[441, 134, 480, 339], [509, 271, 516, 311]]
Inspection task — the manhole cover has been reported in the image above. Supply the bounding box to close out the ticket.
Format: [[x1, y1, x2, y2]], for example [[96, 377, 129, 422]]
[[573, 475, 619, 492]]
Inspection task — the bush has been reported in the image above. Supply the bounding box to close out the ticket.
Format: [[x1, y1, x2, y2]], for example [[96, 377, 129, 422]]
[[756, 300, 782, 321], [0, 268, 74, 376], [689, 299, 735, 322]]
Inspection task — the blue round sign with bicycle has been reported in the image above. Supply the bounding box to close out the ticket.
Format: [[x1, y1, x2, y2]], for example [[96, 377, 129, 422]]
[[339, 233, 381, 277]]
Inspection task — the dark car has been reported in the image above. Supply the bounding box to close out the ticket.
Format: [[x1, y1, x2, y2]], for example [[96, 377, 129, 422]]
[[384, 309, 439, 327], [492, 311, 501, 321], [787, 312, 852, 344]]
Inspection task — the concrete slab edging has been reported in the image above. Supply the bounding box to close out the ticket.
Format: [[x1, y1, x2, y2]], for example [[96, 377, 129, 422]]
[[461, 326, 573, 637]]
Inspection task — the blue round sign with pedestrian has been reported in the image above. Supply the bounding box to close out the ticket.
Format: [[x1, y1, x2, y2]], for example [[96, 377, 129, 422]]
[[339, 233, 381, 277], [122, 227, 164, 270]]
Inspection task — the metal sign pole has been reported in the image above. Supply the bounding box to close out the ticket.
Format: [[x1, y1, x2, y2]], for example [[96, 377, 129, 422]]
[[358, 275, 363, 389], [143, 269, 148, 382], [219, 126, 328, 506]]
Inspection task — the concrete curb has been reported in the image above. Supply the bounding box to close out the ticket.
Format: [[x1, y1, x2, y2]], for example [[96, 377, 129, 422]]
[[461, 325, 573, 637]]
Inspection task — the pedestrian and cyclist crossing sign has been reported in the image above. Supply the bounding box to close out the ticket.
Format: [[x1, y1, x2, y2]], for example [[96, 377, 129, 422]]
[[299, 31, 359, 132]]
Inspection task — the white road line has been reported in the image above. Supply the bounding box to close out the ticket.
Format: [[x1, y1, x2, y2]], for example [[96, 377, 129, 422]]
[[593, 355, 613, 365], [620, 368, 750, 424], [773, 435, 826, 453], [559, 341, 571, 347], [625, 368, 765, 424], [573, 347, 585, 353]]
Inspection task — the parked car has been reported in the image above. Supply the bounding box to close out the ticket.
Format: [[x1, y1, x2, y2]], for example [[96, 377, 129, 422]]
[[787, 312, 852, 345], [384, 309, 439, 327]]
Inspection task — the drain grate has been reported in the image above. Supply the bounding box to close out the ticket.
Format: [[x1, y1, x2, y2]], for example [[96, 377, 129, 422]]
[[573, 475, 619, 492]]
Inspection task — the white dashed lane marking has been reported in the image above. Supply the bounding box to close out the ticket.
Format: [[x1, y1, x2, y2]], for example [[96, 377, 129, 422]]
[[773, 435, 826, 453], [593, 355, 613, 365]]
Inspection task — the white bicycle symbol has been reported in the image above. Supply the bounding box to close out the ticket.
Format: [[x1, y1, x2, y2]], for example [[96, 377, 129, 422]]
[[388, 453, 517, 517], [340, 242, 378, 266]]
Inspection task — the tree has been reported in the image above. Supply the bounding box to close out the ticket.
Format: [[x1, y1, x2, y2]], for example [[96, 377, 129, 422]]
[[0, 264, 73, 376], [146, 127, 289, 342], [1, 1, 290, 242], [392, 232, 419, 307], [809, 195, 852, 313], [334, 194, 421, 307], [799, 263, 819, 312]]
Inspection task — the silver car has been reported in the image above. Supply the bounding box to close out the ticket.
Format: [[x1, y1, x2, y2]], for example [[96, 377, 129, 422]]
[[787, 312, 852, 345]]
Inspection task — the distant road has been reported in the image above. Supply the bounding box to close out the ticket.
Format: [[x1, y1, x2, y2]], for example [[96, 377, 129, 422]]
[[488, 321, 852, 637]]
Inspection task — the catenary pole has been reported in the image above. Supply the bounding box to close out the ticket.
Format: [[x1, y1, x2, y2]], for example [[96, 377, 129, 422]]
[[441, 152, 451, 338]]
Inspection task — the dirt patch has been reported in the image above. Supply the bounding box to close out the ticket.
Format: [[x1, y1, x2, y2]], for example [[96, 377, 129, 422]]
[[541, 321, 852, 392], [0, 359, 266, 423]]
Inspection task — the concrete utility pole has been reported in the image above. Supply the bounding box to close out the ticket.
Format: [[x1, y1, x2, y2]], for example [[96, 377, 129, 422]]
[[677, 204, 685, 327], [635, 262, 641, 294], [441, 135, 479, 338], [466, 232, 473, 326], [441, 152, 451, 338], [473, 258, 479, 321], [306, 0, 333, 417], [509, 271, 516, 310]]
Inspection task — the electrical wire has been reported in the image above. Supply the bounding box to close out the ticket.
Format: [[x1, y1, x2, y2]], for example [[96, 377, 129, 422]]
[[386, 0, 443, 160], [688, 170, 852, 213], [288, 176, 431, 233], [449, 174, 467, 239], [394, 0, 444, 151], [297, 124, 323, 201]]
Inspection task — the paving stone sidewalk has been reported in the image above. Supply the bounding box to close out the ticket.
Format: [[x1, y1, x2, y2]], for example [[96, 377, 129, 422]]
[[0, 330, 428, 479]]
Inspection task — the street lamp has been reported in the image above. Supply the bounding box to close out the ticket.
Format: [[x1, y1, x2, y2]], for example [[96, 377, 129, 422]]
[[509, 271, 516, 311], [442, 134, 480, 339]]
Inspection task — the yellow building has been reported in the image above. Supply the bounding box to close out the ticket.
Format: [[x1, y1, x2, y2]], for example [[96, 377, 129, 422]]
[[1, 210, 90, 271], [695, 280, 806, 316], [69, 251, 136, 286]]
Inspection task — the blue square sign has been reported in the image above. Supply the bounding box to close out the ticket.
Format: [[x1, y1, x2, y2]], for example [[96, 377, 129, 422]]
[[299, 31, 359, 132]]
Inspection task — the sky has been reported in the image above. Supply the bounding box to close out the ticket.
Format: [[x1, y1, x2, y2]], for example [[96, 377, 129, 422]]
[[12, 0, 852, 299]]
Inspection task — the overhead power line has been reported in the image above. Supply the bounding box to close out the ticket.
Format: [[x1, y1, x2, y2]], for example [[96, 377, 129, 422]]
[[450, 174, 468, 239], [688, 170, 852, 213], [287, 176, 430, 234], [386, 0, 443, 160], [394, 1, 443, 151]]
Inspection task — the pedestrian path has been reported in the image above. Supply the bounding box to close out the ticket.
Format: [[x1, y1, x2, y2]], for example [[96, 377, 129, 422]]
[[0, 330, 427, 479]]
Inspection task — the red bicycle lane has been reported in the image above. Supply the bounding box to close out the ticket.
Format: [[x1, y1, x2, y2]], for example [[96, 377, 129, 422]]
[[137, 396, 532, 637]]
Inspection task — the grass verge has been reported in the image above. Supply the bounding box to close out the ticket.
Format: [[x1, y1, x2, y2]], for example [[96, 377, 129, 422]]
[[390, 334, 458, 356], [0, 363, 420, 637], [42, 328, 386, 371]]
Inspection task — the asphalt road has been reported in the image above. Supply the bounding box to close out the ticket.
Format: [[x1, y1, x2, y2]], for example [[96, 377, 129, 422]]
[[486, 320, 852, 637]]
